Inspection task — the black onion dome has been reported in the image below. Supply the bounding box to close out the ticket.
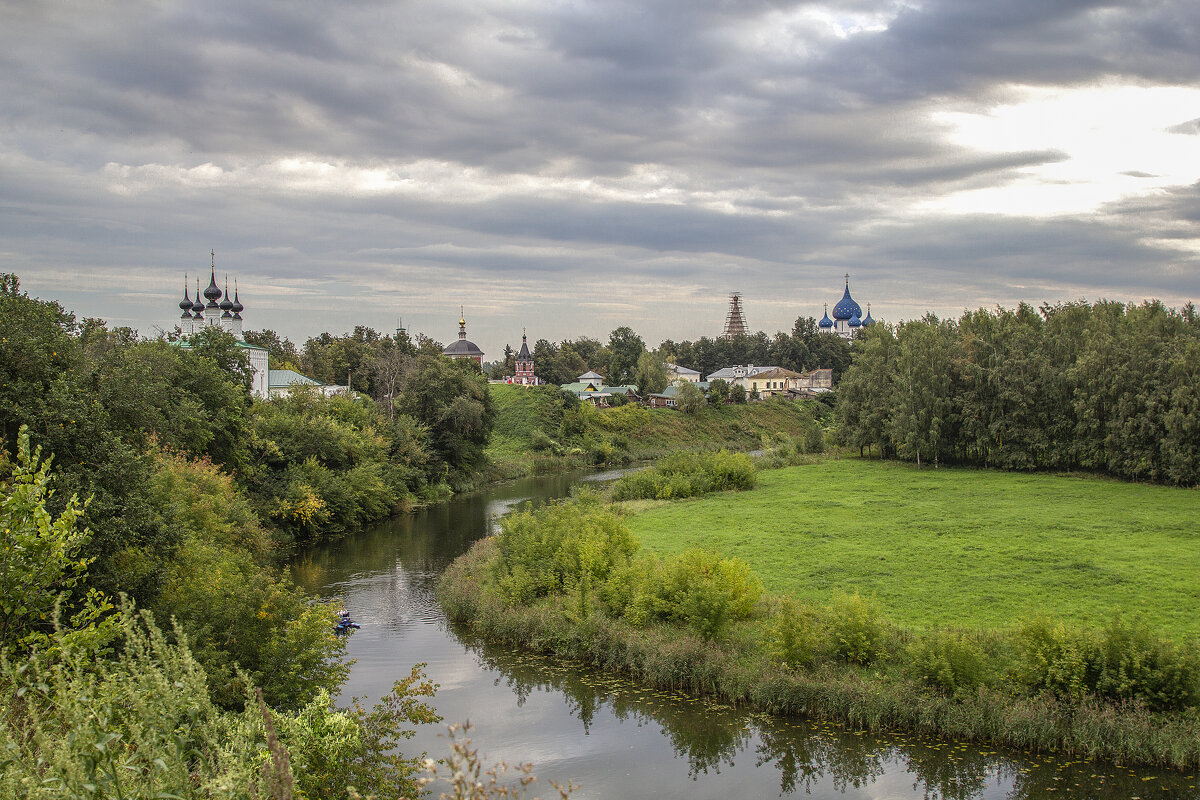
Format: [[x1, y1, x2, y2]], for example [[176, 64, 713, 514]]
[[219, 279, 234, 312], [179, 282, 193, 312], [203, 268, 222, 305], [192, 280, 205, 314], [232, 289, 244, 315], [443, 338, 484, 357]]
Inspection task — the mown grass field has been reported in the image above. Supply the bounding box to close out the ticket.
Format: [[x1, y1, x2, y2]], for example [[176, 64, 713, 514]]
[[624, 460, 1200, 638]]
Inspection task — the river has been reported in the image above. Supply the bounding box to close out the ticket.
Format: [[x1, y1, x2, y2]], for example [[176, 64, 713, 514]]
[[292, 470, 1199, 800]]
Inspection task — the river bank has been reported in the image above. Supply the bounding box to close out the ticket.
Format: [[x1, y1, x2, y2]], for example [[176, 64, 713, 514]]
[[297, 469, 1200, 798], [437, 459, 1200, 771], [440, 537, 1200, 770]]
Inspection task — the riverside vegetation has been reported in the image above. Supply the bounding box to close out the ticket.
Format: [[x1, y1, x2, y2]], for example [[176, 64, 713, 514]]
[[0, 275, 572, 799], [440, 448, 1200, 769]]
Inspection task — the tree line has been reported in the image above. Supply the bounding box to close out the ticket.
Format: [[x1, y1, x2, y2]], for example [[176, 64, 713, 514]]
[[484, 317, 854, 392], [836, 300, 1200, 485]]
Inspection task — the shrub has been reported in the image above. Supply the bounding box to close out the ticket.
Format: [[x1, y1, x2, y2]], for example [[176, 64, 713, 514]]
[[627, 549, 763, 640], [1094, 615, 1199, 711], [611, 450, 756, 501], [493, 495, 637, 606], [768, 597, 821, 669], [908, 628, 990, 693], [826, 592, 890, 666], [1018, 616, 1200, 711], [529, 427, 556, 452]]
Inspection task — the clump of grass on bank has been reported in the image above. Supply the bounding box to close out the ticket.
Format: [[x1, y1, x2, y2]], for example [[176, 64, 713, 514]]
[[484, 385, 831, 477], [439, 492, 1200, 769], [625, 460, 1200, 639]]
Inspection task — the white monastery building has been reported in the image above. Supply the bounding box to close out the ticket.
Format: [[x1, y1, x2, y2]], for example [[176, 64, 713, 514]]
[[174, 255, 270, 398]]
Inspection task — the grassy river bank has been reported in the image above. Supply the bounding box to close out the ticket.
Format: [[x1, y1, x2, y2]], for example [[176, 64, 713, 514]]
[[439, 454, 1200, 769]]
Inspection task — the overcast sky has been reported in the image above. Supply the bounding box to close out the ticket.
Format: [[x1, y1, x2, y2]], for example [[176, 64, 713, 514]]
[[2, 0, 1197, 357]]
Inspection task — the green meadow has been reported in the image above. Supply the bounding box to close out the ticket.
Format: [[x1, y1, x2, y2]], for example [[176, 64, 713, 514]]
[[624, 460, 1200, 638]]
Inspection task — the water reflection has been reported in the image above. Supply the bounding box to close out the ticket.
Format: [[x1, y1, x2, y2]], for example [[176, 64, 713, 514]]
[[295, 473, 1200, 800]]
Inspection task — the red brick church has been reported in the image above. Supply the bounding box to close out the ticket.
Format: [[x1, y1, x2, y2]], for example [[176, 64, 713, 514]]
[[507, 330, 542, 385]]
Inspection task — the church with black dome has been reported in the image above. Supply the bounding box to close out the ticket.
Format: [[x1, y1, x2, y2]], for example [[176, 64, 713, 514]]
[[442, 308, 485, 365]]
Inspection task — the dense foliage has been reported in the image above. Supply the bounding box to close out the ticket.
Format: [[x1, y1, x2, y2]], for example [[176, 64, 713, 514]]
[[0, 605, 441, 800], [0, 275, 504, 793], [837, 300, 1200, 484], [484, 494, 762, 641], [610, 450, 757, 501], [0, 275, 563, 796]]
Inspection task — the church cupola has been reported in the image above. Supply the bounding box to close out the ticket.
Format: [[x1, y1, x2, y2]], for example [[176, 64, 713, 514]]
[[219, 278, 234, 331], [230, 281, 245, 338], [819, 303, 833, 329], [191, 278, 205, 316], [203, 251, 222, 318], [827, 273, 867, 341], [179, 276, 193, 319], [442, 307, 485, 364], [831, 274, 862, 322]]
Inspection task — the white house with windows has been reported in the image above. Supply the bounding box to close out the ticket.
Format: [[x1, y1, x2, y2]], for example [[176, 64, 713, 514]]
[[665, 363, 702, 383]]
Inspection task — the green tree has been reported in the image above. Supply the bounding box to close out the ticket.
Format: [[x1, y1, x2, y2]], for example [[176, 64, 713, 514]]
[[675, 381, 705, 414], [395, 356, 496, 474], [836, 323, 898, 457], [707, 378, 730, 406], [606, 326, 646, 386], [888, 315, 959, 468], [243, 328, 301, 370], [632, 351, 668, 395], [0, 426, 90, 650]]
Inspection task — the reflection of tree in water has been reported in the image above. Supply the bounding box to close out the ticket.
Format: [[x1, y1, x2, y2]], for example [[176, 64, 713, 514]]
[[1004, 753, 1197, 800], [460, 635, 749, 774], [894, 737, 993, 800], [755, 721, 885, 796], [651, 700, 750, 778]]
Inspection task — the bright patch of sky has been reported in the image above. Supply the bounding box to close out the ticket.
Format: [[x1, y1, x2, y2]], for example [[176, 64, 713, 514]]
[[919, 84, 1200, 217]]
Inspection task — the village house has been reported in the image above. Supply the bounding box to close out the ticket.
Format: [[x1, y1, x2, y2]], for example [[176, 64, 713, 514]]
[[560, 373, 640, 407], [665, 363, 702, 383]]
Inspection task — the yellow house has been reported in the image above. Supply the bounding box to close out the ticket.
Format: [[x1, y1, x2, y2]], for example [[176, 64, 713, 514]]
[[745, 367, 803, 398]]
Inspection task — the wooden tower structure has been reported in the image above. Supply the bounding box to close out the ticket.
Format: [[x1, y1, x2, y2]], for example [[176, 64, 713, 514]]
[[721, 292, 749, 338]]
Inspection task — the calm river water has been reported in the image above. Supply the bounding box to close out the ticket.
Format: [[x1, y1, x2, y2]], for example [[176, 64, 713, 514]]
[[292, 471, 1199, 800]]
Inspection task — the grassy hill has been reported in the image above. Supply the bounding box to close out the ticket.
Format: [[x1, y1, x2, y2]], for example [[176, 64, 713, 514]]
[[486, 384, 829, 477], [624, 459, 1200, 638]]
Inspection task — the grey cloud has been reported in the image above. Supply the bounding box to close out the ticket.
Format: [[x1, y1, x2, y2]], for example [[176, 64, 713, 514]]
[[1167, 118, 1200, 135], [1, 0, 1197, 349]]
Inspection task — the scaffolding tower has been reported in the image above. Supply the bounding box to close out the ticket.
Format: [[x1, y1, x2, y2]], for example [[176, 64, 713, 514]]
[[722, 292, 748, 338]]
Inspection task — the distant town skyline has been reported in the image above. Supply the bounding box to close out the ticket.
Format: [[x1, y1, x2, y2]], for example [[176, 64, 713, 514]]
[[2, 1, 1197, 359]]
